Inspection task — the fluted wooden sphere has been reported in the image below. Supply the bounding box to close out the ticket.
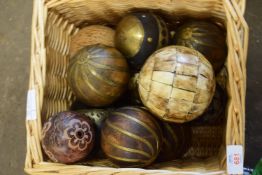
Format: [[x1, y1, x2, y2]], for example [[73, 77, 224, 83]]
[[101, 106, 162, 167], [41, 111, 95, 164], [157, 123, 191, 162], [70, 25, 115, 57], [68, 44, 130, 107], [115, 12, 169, 71], [138, 46, 216, 123], [174, 21, 227, 73]]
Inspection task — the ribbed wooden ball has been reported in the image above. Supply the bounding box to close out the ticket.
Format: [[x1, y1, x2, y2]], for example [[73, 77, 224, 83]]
[[138, 46, 216, 123], [174, 21, 227, 73], [115, 12, 169, 71], [70, 25, 115, 57], [41, 111, 95, 164], [67, 44, 130, 107], [101, 106, 162, 167], [157, 123, 191, 162]]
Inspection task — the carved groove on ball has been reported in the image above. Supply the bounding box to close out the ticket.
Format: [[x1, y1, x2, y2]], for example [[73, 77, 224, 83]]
[[101, 107, 162, 167]]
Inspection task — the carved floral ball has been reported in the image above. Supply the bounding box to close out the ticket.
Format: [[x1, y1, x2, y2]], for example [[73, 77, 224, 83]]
[[41, 111, 95, 164], [101, 106, 162, 167], [138, 46, 216, 123]]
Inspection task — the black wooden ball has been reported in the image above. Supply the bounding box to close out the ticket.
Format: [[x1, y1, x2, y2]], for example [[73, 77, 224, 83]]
[[174, 20, 227, 73], [115, 12, 169, 71], [191, 84, 227, 125], [157, 122, 191, 162]]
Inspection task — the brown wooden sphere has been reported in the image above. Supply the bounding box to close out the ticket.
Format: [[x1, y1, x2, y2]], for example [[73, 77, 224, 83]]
[[138, 46, 216, 123], [174, 21, 227, 73], [101, 106, 162, 167], [128, 73, 142, 105], [115, 12, 169, 71], [67, 44, 130, 107], [157, 122, 191, 162], [41, 111, 95, 164], [70, 25, 115, 57], [191, 84, 227, 125]]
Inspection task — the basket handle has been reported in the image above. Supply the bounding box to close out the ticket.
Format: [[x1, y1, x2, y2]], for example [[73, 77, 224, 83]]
[[234, 0, 246, 15], [223, 0, 249, 153]]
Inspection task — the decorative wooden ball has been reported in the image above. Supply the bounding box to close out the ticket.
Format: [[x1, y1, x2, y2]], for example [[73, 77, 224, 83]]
[[191, 84, 227, 125], [138, 46, 216, 123], [128, 73, 142, 104], [79, 109, 113, 158], [67, 44, 130, 107], [115, 12, 169, 70], [157, 123, 191, 162], [101, 106, 162, 167], [41, 111, 95, 164], [174, 21, 227, 73], [70, 25, 115, 57], [79, 109, 111, 129]]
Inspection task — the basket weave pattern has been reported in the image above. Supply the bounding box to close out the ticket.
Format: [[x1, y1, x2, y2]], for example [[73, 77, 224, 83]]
[[25, 0, 248, 174]]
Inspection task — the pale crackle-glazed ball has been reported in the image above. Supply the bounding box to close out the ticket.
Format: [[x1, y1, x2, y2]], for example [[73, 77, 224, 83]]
[[138, 46, 216, 123]]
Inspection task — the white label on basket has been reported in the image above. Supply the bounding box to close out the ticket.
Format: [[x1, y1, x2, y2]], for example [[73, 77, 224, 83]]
[[227, 145, 243, 174], [26, 89, 37, 121]]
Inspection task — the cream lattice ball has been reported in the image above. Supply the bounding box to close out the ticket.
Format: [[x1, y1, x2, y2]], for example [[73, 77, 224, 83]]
[[138, 46, 216, 123]]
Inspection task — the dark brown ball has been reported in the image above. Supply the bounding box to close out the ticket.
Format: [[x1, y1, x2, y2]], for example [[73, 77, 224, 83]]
[[174, 21, 227, 73], [41, 111, 95, 164], [157, 122, 191, 162], [101, 106, 162, 167], [128, 73, 142, 105], [80, 109, 111, 129], [191, 84, 227, 125], [115, 12, 169, 71], [67, 44, 130, 107]]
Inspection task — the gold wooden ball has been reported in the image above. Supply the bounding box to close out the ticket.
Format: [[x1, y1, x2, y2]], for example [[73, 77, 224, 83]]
[[70, 25, 115, 57], [138, 46, 216, 123], [115, 12, 169, 70], [68, 44, 130, 107]]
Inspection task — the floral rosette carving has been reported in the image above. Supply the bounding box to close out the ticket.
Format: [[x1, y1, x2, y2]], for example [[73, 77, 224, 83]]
[[64, 119, 93, 151], [41, 111, 95, 164]]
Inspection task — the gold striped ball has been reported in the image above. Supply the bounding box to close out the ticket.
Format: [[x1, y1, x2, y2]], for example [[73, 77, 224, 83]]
[[68, 44, 130, 107], [157, 123, 191, 162], [70, 25, 115, 57], [101, 106, 162, 167], [138, 46, 216, 123]]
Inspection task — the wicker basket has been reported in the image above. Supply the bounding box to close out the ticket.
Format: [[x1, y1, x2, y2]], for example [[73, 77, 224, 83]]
[[25, 0, 248, 174]]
